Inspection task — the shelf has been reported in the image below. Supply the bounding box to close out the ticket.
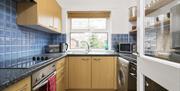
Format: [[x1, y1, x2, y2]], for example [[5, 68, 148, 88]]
[[129, 17, 137, 22], [145, 0, 175, 16], [145, 19, 170, 29], [129, 29, 137, 35], [130, 29, 137, 32]]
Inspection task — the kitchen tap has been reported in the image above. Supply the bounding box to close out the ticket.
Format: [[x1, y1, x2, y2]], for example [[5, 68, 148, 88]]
[[81, 41, 90, 53]]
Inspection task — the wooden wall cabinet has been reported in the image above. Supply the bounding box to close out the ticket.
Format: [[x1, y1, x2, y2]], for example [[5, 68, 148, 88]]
[[67, 56, 117, 90], [17, 0, 62, 33], [3, 76, 31, 91], [56, 58, 66, 91]]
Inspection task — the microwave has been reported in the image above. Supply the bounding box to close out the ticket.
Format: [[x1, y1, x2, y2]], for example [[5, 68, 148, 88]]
[[118, 43, 133, 53], [45, 43, 68, 53]]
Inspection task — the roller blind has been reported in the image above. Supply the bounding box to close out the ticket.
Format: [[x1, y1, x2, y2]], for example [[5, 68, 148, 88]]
[[68, 11, 111, 18]]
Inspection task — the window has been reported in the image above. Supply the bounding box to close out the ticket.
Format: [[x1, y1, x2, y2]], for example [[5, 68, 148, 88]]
[[71, 18, 107, 30], [70, 18, 109, 50]]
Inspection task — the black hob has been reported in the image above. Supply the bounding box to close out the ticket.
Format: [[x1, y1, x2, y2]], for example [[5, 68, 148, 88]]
[[0, 57, 52, 69], [119, 53, 137, 65], [0, 53, 64, 69]]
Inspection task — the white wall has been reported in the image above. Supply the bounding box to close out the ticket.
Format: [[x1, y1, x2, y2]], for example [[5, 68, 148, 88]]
[[58, 0, 137, 34]]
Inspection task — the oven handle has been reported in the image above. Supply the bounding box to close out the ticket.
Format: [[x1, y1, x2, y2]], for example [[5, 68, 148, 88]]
[[129, 72, 137, 79], [32, 72, 56, 91]]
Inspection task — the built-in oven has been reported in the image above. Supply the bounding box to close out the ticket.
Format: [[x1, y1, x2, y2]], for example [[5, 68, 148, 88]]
[[128, 61, 137, 91], [32, 63, 56, 91]]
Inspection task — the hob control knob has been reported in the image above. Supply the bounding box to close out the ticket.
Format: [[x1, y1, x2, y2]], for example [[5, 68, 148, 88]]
[[35, 78, 38, 82], [42, 74, 45, 78]]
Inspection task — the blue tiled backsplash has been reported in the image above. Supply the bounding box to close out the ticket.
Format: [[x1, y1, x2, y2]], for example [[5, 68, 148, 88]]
[[51, 34, 66, 44], [111, 34, 136, 50], [0, 0, 66, 65]]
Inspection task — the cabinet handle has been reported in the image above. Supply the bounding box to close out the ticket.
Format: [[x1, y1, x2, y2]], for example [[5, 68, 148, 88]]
[[130, 73, 136, 76], [131, 67, 136, 71], [82, 58, 89, 61], [94, 58, 101, 61]]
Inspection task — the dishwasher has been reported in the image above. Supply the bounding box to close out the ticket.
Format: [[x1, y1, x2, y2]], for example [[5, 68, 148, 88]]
[[118, 57, 129, 91]]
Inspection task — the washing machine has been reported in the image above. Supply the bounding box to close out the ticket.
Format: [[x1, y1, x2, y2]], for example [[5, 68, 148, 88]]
[[118, 57, 129, 91]]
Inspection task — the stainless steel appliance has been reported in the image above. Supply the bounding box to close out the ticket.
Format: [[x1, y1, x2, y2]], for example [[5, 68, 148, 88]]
[[128, 60, 137, 91], [129, 6, 137, 19], [32, 63, 56, 91], [119, 53, 137, 91], [46, 45, 60, 53], [118, 57, 129, 91], [132, 43, 137, 53], [59, 43, 68, 53], [145, 77, 168, 91], [46, 43, 68, 53], [118, 43, 133, 53]]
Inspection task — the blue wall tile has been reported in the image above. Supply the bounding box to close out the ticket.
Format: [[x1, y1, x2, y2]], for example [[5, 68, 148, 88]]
[[111, 34, 136, 51], [51, 34, 66, 44], [0, 0, 59, 67]]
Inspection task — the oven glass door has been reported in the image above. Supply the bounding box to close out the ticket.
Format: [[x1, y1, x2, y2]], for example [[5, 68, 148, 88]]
[[33, 72, 55, 91]]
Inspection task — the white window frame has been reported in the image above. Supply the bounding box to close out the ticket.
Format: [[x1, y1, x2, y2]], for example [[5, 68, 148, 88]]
[[68, 18, 111, 51]]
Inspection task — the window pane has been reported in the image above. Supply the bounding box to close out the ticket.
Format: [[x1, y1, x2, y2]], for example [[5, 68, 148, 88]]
[[71, 18, 88, 29], [70, 33, 108, 49], [88, 33, 108, 49], [89, 18, 107, 30], [70, 33, 90, 49]]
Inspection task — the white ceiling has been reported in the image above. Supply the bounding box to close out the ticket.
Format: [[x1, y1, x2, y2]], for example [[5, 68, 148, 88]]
[[58, 0, 133, 9]]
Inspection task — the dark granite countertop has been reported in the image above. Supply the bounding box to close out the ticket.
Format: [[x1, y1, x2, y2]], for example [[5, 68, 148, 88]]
[[0, 51, 118, 90], [67, 51, 119, 56], [0, 53, 67, 90]]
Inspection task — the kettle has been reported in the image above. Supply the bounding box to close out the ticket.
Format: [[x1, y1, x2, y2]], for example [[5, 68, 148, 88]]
[[59, 43, 68, 53]]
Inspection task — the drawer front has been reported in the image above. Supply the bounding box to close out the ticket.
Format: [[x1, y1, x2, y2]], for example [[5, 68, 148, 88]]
[[56, 67, 65, 80], [3, 76, 31, 91], [56, 58, 65, 70]]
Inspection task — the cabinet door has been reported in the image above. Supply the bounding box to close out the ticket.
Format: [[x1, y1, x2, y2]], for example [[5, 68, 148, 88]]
[[92, 56, 115, 89], [56, 58, 65, 91], [68, 56, 91, 89], [37, 0, 53, 28], [56, 76, 65, 91], [3, 77, 31, 91], [53, 0, 62, 32]]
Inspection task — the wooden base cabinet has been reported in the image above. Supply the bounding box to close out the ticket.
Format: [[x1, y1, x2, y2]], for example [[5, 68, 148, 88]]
[[92, 57, 115, 89], [3, 77, 31, 91], [67, 56, 117, 90], [68, 56, 91, 89], [17, 0, 62, 33], [66, 90, 116, 91], [56, 58, 66, 91]]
